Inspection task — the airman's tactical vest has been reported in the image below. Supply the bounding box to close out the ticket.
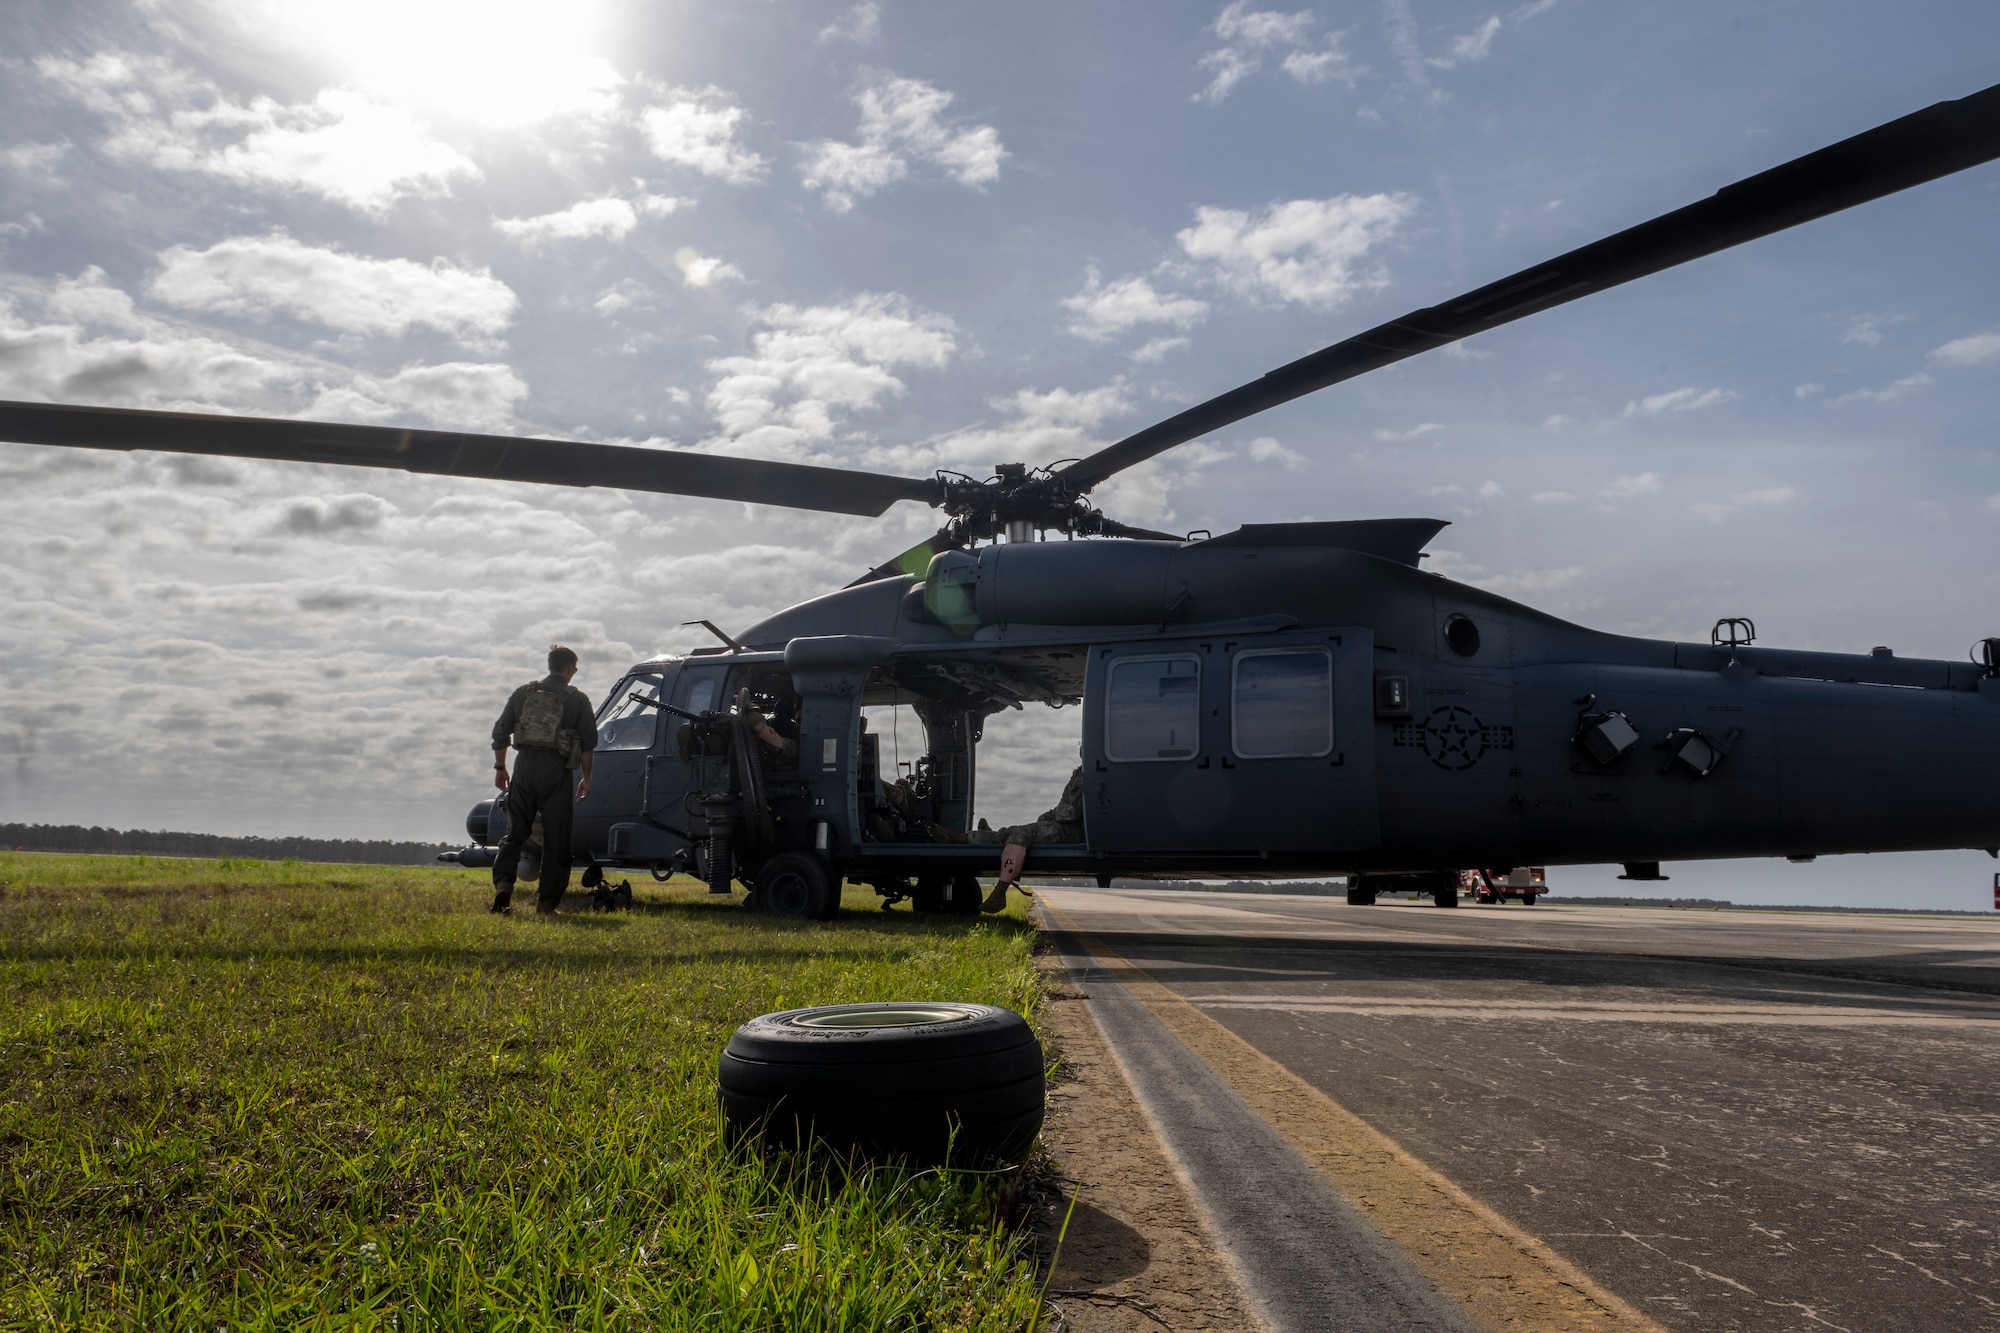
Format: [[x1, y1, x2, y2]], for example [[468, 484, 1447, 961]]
[[514, 681, 578, 764]]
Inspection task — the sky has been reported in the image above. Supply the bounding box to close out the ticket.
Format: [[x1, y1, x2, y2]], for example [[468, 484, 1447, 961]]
[[2, 0, 1997, 909]]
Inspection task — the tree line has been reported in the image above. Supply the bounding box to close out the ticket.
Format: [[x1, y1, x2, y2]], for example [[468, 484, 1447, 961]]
[[1, 823, 453, 866]]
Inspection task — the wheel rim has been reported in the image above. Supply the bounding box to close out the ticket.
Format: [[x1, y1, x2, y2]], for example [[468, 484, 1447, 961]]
[[789, 1002, 977, 1029], [765, 870, 812, 916]]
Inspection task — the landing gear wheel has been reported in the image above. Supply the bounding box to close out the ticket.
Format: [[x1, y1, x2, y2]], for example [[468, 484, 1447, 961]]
[[755, 852, 837, 920], [1346, 885, 1377, 906], [1433, 886, 1460, 908], [651, 863, 674, 882], [719, 1001, 1044, 1166]]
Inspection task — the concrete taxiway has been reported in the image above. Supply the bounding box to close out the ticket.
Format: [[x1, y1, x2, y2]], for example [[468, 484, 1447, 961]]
[[1038, 889, 2000, 1332]]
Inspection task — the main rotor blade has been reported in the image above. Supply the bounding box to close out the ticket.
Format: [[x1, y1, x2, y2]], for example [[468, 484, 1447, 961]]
[[0, 400, 944, 517], [1055, 80, 2000, 494]]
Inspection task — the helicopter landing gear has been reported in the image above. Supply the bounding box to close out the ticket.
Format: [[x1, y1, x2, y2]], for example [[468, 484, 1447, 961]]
[[696, 837, 735, 895], [755, 853, 839, 921], [908, 872, 981, 916]]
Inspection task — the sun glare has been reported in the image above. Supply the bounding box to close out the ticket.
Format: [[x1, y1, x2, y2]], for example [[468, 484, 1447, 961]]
[[233, 0, 622, 127]]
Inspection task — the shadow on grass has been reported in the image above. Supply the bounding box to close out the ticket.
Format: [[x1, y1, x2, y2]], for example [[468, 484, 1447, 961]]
[[0, 911, 1039, 969]]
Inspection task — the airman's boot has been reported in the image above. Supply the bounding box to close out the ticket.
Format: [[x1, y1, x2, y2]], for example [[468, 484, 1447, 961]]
[[489, 882, 513, 914]]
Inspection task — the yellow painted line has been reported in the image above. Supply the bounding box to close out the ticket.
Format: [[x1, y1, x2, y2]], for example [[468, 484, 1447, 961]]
[[1190, 996, 2000, 1027], [1042, 899, 1670, 1333]]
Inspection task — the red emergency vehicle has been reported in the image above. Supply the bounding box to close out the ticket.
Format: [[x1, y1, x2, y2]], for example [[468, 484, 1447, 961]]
[[1460, 866, 1548, 905]]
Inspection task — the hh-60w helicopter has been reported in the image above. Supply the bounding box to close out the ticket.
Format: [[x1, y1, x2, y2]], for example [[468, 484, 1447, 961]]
[[6, 84, 2000, 916]]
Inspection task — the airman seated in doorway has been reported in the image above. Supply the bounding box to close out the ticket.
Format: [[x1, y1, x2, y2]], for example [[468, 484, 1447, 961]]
[[972, 765, 1084, 912], [873, 775, 970, 844]]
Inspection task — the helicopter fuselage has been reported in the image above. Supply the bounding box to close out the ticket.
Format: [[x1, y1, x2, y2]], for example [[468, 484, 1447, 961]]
[[460, 521, 2000, 896]]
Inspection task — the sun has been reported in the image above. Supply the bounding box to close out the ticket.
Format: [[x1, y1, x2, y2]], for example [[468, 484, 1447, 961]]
[[220, 0, 624, 127]]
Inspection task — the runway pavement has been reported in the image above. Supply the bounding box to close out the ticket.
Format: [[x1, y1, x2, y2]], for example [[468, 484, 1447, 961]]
[[1039, 888, 2000, 1333]]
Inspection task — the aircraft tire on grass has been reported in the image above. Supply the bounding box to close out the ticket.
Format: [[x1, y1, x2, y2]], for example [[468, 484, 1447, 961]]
[[719, 1001, 1045, 1166]]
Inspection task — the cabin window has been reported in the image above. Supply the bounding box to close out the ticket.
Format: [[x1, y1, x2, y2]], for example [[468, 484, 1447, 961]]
[[596, 673, 668, 751], [1105, 656, 1201, 761], [683, 674, 719, 716], [1231, 648, 1333, 759]]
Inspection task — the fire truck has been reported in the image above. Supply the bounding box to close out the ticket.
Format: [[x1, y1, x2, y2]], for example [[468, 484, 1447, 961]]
[[1460, 866, 1549, 905]]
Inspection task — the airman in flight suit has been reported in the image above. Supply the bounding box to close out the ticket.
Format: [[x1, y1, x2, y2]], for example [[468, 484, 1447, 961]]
[[489, 645, 599, 915]]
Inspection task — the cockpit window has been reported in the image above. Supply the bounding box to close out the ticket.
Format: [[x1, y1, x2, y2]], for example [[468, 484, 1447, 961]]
[[597, 673, 667, 751]]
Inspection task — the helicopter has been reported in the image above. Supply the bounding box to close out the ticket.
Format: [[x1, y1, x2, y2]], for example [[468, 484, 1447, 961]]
[[4, 81, 1999, 917]]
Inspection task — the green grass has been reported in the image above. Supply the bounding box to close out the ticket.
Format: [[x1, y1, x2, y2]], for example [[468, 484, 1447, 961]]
[[0, 853, 1051, 1330]]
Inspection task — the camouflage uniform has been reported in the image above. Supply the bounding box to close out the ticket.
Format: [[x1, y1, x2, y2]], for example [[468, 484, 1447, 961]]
[[973, 766, 1085, 848], [491, 675, 598, 909]]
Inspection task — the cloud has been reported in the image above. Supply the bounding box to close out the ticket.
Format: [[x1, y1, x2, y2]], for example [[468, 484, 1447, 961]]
[[702, 294, 957, 459], [1833, 372, 1931, 405], [493, 198, 641, 247], [675, 248, 743, 288], [1930, 331, 2000, 367], [1374, 421, 1443, 442], [1426, 549, 1581, 597], [861, 381, 1138, 483], [1130, 337, 1189, 363], [1178, 193, 1415, 306], [1194, 2, 1362, 104], [1429, 16, 1502, 69], [1840, 313, 1898, 346], [149, 234, 517, 341], [38, 54, 477, 214], [819, 2, 882, 43], [276, 493, 396, 536], [1385, 1, 1535, 98], [1, 267, 309, 411], [1601, 472, 1663, 500], [1689, 485, 1798, 524], [1475, 565, 1582, 596], [1987, 494, 2000, 515], [640, 88, 767, 184], [308, 362, 530, 432], [1794, 382, 1823, 399], [592, 282, 643, 315], [801, 74, 1007, 212], [1620, 385, 1735, 418], [1477, 479, 1502, 500], [1063, 269, 1208, 341], [161, 455, 242, 487], [1247, 436, 1306, 469], [1530, 490, 1574, 504], [0, 141, 69, 181], [0, 268, 528, 447]]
